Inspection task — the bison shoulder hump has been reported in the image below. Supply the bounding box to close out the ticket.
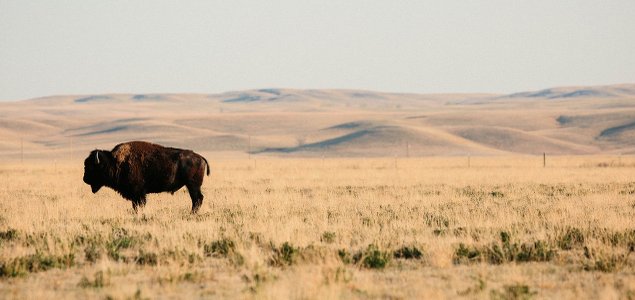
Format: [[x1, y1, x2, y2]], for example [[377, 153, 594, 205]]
[[112, 143, 132, 164]]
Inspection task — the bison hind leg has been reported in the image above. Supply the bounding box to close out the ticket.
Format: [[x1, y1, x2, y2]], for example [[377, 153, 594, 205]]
[[186, 184, 204, 214], [139, 195, 147, 207]]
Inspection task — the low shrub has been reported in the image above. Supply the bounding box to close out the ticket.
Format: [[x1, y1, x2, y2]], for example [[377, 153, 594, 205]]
[[321, 231, 336, 244], [204, 238, 244, 266], [204, 238, 236, 257], [360, 244, 390, 269], [454, 243, 482, 264], [0, 228, 18, 242], [135, 251, 158, 266], [339, 244, 391, 269], [393, 246, 423, 260], [269, 242, 299, 267], [557, 227, 585, 250]]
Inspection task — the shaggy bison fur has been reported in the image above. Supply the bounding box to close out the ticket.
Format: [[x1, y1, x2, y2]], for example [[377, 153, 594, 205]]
[[83, 141, 210, 213]]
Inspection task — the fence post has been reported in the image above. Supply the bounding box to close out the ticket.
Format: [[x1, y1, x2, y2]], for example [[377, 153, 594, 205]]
[[248, 135, 251, 160], [543, 152, 546, 168]]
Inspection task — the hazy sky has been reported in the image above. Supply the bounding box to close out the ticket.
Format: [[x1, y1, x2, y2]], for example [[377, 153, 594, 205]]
[[1, 1, 634, 101]]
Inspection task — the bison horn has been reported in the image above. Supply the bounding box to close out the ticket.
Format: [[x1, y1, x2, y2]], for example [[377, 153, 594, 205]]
[[95, 151, 100, 164]]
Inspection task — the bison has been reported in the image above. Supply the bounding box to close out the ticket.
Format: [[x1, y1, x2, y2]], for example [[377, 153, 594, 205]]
[[83, 141, 210, 213]]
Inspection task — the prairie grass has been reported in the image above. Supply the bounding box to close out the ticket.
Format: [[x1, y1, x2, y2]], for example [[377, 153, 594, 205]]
[[0, 156, 634, 299]]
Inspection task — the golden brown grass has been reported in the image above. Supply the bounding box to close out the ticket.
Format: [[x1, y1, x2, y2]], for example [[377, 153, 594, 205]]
[[1, 156, 635, 299]]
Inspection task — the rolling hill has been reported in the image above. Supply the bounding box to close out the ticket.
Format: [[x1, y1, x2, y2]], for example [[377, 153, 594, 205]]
[[1, 84, 635, 160]]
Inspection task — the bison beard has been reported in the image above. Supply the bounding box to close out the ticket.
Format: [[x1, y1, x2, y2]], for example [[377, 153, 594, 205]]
[[83, 141, 210, 213]]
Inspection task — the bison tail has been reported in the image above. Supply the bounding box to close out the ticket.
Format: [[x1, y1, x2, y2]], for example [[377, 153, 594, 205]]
[[202, 156, 210, 176]]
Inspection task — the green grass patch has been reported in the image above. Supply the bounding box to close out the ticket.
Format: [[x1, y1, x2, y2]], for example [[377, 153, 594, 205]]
[[454, 232, 556, 265], [106, 227, 140, 262], [0, 252, 75, 277]]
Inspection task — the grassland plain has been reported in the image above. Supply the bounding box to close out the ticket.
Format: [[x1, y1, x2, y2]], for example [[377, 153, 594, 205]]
[[0, 156, 634, 299]]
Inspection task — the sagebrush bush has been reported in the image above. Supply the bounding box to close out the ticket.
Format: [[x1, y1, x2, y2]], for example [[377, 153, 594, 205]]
[[204, 238, 244, 266], [393, 246, 423, 260]]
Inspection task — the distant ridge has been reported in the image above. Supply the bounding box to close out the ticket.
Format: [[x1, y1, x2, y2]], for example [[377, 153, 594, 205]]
[[1, 83, 635, 158], [503, 83, 635, 99]]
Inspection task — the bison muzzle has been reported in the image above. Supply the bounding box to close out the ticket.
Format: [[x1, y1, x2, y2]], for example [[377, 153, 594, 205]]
[[83, 141, 210, 213]]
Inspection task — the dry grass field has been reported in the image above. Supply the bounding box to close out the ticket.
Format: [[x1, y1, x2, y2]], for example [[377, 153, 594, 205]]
[[1, 156, 634, 299], [1, 84, 635, 299]]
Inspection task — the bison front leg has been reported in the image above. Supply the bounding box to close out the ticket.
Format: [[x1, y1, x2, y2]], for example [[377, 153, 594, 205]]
[[187, 185, 204, 214], [131, 195, 147, 213], [131, 200, 139, 213]]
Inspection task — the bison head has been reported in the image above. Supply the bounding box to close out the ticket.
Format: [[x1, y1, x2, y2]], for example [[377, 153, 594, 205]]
[[83, 150, 112, 193]]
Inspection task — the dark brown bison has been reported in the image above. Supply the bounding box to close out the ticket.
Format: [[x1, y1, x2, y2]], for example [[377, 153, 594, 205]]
[[83, 141, 210, 213]]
